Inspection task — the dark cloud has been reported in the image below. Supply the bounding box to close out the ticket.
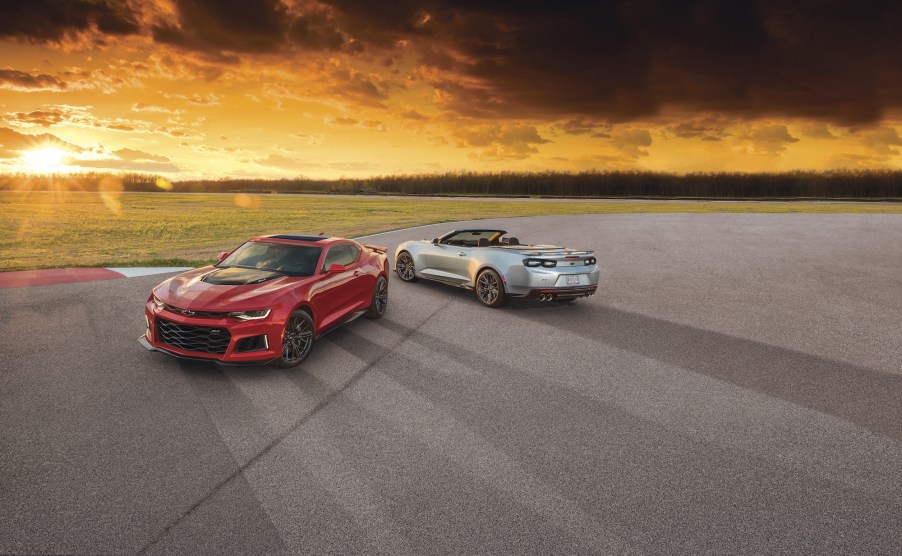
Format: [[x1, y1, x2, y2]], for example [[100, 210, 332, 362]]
[[288, 10, 345, 51], [455, 124, 551, 160], [0, 0, 139, 42], [859, 127, 902, 156], [612, 129, 653, 157], [557, 117, 612, 137], [665, 114, 734, 141], [4, 1, 902, 124], [6, 109, 70, 127], [799, 122, 839, 140], [325, 0, 902, 125], [312, 0, 902, 125], [152, 0, 288, 53], [0, 68, 67, 91], [741, 124, 800, 154]]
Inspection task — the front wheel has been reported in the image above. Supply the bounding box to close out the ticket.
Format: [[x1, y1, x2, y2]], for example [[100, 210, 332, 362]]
[[396, 251, 418, 282], [475, 269, 508, 308], [278, 309, 315, 368], [364, 276, 388, 319]]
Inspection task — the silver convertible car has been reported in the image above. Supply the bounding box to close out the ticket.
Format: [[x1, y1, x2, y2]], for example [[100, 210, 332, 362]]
[[394, 229, 599, 308]]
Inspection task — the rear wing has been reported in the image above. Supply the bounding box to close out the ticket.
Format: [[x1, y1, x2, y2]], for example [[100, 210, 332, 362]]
[[363, 243, 388, 254], [517, 247, 594, 256]]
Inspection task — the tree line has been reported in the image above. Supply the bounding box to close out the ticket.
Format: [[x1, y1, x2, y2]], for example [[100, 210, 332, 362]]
[[3, 170, 901, 199]]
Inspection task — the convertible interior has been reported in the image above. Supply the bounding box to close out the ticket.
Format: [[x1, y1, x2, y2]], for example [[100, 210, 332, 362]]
[[441, 230, 521, 247]]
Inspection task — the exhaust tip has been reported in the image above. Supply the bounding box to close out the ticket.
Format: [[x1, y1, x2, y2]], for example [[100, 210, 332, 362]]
[[538, 294, 546, 301]]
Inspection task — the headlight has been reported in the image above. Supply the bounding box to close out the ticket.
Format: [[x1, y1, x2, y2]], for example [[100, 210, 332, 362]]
[[152, 294, 165, 309], [229, 309, 271, 321]]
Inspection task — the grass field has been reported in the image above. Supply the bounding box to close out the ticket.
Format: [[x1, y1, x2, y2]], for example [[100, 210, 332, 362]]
[[1, 191, 901, 271]]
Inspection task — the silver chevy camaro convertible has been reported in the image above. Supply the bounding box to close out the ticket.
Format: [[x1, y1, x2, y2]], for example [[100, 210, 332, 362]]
[[394, 229, 599, 308]]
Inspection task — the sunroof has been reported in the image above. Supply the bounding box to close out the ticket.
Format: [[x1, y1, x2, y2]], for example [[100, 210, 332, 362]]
[[267, 234, 330, 241]]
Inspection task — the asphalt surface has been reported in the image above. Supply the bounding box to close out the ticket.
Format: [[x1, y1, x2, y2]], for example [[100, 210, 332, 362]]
[[2, 213, 902, 555]]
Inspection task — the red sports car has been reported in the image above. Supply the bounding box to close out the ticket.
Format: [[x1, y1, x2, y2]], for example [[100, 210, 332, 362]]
[[139, 234, 389, 367]]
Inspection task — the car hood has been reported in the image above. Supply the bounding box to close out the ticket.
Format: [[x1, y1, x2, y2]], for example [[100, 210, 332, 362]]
[[154, 266, 309, 310]]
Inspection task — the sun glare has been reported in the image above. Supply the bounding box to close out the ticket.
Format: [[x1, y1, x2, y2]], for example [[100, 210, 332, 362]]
[[21, 147, 68, 172]]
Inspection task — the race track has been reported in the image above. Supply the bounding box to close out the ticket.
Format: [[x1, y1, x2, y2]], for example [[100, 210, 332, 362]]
[[2, 213, 901, 554]]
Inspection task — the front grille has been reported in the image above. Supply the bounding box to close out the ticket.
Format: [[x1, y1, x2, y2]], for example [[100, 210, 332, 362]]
[[163, 303, 231, 319], [156, 318, 231, 354]]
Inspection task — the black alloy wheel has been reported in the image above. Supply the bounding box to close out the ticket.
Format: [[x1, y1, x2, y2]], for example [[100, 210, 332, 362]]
[[279, 309, 315, 367], [396, 252, 418, 282], [364, 276, 388, 319]]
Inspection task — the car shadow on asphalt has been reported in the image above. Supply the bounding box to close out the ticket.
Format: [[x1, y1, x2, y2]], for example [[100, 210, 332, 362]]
[[324, 316, 902, 554], [504, 303, 902, 444]]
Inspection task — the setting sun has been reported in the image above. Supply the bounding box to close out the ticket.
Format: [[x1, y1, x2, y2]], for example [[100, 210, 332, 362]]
[[21, 147, 67, 173]]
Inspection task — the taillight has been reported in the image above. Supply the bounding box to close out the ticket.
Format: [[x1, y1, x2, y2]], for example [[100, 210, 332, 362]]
[[524, 258, 556, 268]]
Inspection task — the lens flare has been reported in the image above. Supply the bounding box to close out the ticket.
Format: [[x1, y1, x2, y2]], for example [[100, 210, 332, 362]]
[[98, 176, 124, 214], [234, 193, 261, 208]]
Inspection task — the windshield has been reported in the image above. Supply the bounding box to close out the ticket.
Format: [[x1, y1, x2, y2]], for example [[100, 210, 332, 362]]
[[217, 241, 322, 277]]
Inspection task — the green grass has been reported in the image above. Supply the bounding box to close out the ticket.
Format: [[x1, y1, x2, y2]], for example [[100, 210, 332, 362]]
[[2, 191, 901, 271]]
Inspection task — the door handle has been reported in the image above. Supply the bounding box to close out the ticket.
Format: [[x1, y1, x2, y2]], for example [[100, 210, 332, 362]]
[[457, 252, 466, 256]]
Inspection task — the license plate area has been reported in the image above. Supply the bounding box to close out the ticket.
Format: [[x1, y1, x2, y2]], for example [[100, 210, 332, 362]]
[[565, 274, 580, 285]]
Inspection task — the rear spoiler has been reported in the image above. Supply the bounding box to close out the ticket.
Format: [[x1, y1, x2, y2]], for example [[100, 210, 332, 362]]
[[364, 243, 388, 254]]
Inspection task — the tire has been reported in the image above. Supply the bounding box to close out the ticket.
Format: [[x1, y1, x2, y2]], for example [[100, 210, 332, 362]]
[[396, 251, 418, 282], [364, 276, 388, 319], [278, 309, 315, 368], [475, 268, 508, 308]]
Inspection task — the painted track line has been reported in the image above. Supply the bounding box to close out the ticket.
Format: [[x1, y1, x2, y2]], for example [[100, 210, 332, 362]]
[[0, 267, 193, 289]]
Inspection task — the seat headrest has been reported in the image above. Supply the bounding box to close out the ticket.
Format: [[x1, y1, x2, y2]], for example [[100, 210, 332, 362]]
[[507, 237, 519, 245], [477, 237, 489, 247]]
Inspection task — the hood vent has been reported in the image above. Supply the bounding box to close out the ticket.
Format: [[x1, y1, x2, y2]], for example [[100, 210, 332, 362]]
[[202, 267, 283, 286]]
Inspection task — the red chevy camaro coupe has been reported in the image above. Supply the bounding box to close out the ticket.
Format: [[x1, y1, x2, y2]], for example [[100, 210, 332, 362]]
[[139, 234, 389, 367]]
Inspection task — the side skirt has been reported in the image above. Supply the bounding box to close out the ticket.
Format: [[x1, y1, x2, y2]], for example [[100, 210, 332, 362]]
[[315, 309, 367, 339], [417, 275, 474, 290]]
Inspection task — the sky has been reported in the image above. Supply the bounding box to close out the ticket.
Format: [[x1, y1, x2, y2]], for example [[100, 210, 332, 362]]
[[1, 0, 902, 180]]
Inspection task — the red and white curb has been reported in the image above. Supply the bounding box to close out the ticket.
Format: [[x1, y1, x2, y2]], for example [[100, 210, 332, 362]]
[[0, 267, 193, 289]]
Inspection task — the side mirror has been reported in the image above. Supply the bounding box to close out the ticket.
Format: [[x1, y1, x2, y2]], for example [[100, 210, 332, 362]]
[[326, 264, 345, 274], [431, 238, 439, 244], [217, 251, 229, 262]]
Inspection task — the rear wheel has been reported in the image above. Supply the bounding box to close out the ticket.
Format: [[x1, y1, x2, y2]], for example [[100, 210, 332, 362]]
[[475, 269, 508, 308], [364, 276, 388, 319], [278, 309, 314, 368], [396, 251, 418, 282]]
